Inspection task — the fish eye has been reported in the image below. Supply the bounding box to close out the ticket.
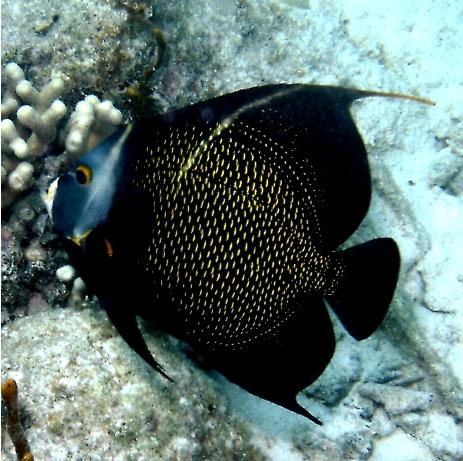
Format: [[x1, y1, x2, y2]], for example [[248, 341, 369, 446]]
[[75, 165, 93, 185]]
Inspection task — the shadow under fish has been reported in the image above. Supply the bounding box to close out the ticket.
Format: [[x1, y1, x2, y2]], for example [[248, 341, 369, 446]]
[[47, 84, 414, 424]]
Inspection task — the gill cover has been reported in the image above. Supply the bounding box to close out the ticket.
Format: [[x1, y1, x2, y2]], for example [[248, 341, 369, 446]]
[[52, 126, 132, 239]]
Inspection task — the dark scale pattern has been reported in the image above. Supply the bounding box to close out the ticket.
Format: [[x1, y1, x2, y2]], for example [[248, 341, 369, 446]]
[[132, 118, 344, 351]]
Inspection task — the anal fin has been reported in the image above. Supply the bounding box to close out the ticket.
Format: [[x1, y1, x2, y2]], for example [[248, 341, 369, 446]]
[[203, 295, 335, 424]]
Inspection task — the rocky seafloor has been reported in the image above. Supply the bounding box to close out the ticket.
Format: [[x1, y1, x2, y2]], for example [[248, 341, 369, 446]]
[[2, 0, 463, 460]]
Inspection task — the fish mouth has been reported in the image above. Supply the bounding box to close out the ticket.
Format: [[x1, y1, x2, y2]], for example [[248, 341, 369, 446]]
[[67, 228, 93, 246], [43, 177, 93, 246]]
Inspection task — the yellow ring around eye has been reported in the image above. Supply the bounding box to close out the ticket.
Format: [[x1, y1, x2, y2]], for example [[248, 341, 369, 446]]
[[75, 164, 93, 185]]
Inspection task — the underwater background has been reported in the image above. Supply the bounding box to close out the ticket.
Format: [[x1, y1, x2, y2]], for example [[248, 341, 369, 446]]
[[1, 0, 462, 460]]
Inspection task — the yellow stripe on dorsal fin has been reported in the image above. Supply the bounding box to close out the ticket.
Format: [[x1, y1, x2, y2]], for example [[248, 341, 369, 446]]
[[357, 89, 435, 106]]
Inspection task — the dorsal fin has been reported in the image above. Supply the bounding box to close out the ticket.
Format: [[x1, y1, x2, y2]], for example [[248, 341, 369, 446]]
[[132, 84, 426, 249]]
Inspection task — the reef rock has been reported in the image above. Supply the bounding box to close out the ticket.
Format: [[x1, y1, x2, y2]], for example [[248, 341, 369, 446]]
[[1, 308, 266, 461]]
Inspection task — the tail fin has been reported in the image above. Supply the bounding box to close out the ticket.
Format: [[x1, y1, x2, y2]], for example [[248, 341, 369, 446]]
[[325, 238, 400, 340]]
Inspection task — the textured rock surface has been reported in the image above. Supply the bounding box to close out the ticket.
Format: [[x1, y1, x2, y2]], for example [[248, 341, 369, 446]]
[[2, 0, 133, 108], [358, 383, 433, 416], [1, 308, 266, 460]]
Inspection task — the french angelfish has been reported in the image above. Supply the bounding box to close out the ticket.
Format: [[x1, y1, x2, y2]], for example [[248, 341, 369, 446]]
[[48, 84, 402, 424]]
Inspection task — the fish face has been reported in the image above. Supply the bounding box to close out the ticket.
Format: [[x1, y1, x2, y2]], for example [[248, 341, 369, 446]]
[[50, 126, 132, 242]]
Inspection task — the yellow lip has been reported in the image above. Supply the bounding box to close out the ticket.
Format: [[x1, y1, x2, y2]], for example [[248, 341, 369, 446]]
[[68, 228, 93, 246]]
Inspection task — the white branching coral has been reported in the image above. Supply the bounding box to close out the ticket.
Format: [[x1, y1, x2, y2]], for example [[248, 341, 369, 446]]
[[1, 62, 67, 158], [0, 63, 24, 119], [1, 62, 124, 209], [1, 118, 29, 159], [7, 162, 34, 192], [1, 63, 67, 207], [65, 95, 123, 159]]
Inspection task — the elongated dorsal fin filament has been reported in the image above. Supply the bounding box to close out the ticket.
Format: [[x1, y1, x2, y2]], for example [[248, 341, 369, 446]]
[[357, 89, 435, 106]]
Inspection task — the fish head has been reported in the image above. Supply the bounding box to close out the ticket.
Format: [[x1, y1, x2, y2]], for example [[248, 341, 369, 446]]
[[47, 125, 133, 245]]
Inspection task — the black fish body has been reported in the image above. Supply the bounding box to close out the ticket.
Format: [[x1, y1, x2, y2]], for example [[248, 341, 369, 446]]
[[50, 84, 400, 423]]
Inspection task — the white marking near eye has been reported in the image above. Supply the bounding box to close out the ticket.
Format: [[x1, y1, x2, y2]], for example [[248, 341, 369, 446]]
[[44, 178, 59, 217]]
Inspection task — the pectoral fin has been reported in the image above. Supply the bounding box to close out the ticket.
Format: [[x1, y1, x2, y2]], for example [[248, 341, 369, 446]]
[[100, 298, 173, 382]]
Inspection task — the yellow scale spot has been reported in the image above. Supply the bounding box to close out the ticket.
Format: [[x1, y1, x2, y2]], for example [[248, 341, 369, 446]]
[[136, 120, 330, 346]]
